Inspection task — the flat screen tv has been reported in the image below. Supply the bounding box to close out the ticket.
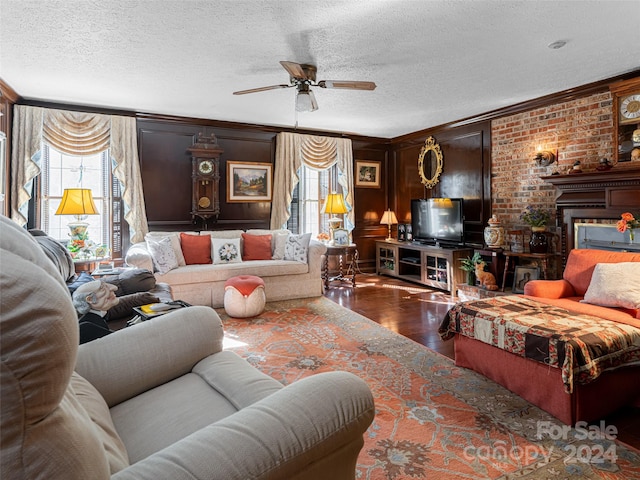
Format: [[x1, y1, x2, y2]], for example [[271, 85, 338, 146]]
[[411, 198, 464, 246]]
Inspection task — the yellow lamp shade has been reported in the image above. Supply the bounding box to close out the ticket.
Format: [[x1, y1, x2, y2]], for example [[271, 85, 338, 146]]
[[322, 192, 348, 215], [55, 189, 98, 216]]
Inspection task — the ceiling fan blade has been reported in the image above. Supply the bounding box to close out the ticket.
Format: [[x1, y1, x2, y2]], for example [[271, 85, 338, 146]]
[[280, 61, 309, 80], [233, 84, 291, 95], [317, 80, 377, 91]]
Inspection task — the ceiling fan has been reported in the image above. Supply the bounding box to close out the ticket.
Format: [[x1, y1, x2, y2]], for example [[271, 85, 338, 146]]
[[233, 61, 376, 112]]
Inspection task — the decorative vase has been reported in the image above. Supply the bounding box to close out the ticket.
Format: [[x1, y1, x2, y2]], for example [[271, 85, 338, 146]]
[[467, 270, 476, 286], [483, 215, 505, 248], [630, 229, 636, 245], [529, 226, 548, 254]]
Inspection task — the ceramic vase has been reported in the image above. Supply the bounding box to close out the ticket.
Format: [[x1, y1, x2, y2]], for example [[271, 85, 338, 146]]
[[483, 215, 505, 248], [529, 226, 548, 254]]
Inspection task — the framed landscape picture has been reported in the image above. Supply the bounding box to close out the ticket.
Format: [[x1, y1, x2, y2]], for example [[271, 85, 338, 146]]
[[355, 160, 381, 188], [227, 161, 272, 202]]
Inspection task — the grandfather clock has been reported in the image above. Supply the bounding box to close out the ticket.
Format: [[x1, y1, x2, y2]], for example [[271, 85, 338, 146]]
[[187, 133, 223, 228]]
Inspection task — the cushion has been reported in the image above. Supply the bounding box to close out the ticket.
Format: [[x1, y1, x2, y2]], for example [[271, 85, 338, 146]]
[[582, 262, 640, 311], [67, 272, 96, 295], [272, 231, 289, 260], [212, 237, 242, 264], [105, 292, 160, 320], [105, 268, 157, 296], [284, 233, 311, 263], [146, 236, 179, 274], [241, 233, 272, 260], [70, 372, 129, 473], [29, 229, 77, 283], [180, 233, 212, 265], [145, 232, 186, 266]]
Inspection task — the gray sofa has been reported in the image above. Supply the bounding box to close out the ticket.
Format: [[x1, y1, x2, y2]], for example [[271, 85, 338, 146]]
[[125, 229, 327, 308], [1, 214, 375, 479]]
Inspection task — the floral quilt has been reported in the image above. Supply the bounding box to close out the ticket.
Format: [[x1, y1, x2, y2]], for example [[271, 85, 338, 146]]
[[439, 295, 640, 393]]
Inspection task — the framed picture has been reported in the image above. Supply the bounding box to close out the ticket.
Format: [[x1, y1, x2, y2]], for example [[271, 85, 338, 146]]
[[333, 228, 349, 246], [512, 266, 540, 294], [355, 160, 381, 188], [227, 161, 272, 202]]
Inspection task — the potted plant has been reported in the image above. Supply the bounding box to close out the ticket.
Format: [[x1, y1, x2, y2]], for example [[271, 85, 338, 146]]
[[520, 205, 553, 230], [459, 252, 482, 286], [520, 206, 553, 254]]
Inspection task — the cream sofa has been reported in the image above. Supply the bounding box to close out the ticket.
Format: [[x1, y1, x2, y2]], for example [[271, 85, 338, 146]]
[[1, 215, 375, 479], [125, 229, 327, 308]]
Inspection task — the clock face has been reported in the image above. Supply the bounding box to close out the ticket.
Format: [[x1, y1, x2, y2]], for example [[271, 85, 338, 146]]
[[198, 160, 213, 175], [620, 94, 640, 123]]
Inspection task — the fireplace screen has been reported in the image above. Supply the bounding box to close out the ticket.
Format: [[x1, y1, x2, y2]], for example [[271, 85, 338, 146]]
[[574, 223, 640, 252]]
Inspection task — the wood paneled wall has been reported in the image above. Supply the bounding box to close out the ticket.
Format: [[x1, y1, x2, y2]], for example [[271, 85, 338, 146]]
[[389, 121, 492, 247], [136, 118, 391, 270]]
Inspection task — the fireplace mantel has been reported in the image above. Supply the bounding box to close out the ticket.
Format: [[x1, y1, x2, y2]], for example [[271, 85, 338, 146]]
[[542, 167, 640, 260]]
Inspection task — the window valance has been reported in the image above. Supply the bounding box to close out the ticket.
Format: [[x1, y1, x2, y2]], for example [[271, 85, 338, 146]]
[[270, 132, 355, 231], [10, 105, 149, 243]]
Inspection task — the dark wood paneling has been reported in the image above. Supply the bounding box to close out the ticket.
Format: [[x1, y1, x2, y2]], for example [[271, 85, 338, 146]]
[[138, 124, 196, 228], [390, 121, 491, 247], [137, 120, 279, 231]]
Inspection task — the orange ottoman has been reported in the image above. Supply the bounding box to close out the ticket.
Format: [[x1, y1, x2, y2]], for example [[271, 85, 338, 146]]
[[223, 275, 266, 318]]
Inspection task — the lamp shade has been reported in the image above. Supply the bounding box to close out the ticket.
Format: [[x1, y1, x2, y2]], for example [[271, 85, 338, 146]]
[[322, 192, 348, 215], [55, 188, 98, 216], [380, 209, 398, 225]]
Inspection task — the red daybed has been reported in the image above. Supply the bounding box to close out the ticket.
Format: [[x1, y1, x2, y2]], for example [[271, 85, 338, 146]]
[[441, 248, 640, 425]]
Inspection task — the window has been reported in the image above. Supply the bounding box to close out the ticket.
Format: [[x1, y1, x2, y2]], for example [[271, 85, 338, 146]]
[[39, 144, 124, 258], [287, 165, 338, 236]]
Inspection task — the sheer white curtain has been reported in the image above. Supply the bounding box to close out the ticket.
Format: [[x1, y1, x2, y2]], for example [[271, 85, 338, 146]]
[[270, 132, 354, 231], [10, 106, 148, 243]]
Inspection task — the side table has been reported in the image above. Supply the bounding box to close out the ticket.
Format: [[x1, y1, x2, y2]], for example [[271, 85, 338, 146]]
[[322, 244, 358, 289], [501, 252, 559, 292], [73, 257, 110, 275]]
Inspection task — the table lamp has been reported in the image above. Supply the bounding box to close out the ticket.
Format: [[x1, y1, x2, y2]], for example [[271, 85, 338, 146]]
[[55, 188, 98, 246], [380, 209, 398, 241], [322, 192, 348, 232]]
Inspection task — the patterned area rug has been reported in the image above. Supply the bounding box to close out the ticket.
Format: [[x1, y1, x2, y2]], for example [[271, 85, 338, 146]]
[[217, 297, 640, 480]]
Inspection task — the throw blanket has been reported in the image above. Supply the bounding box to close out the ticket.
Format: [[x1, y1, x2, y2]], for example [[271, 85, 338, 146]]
[[440, 296, 640, 393]]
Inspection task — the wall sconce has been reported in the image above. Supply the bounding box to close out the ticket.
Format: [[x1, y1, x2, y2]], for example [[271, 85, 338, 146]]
[[380, 209, 398, 242], [534, 146, 556, 166]]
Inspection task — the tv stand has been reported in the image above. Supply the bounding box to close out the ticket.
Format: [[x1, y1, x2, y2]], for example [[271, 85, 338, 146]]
[[376, 240, 472, 296]]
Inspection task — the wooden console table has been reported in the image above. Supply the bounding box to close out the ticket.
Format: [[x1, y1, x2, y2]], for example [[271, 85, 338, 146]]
[[323, 244, 358, 289], [375, 240, 472, 296]]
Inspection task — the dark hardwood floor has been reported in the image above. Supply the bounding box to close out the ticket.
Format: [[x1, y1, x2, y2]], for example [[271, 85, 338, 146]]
[[324, 273, 640, 452]]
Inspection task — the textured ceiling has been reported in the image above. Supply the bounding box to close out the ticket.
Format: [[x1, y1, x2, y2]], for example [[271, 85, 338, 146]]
[[1, 0, 639, 139]]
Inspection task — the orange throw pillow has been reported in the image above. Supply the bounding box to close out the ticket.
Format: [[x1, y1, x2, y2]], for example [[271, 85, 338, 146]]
[[241, 233, 272, 261], [180, 233, 212, 264]]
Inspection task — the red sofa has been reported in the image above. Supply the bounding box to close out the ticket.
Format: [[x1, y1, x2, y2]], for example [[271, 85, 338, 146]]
[[452, 248, 640, 424]]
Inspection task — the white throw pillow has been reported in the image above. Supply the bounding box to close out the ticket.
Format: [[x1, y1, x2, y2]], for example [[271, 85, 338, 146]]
[[272, 231, 290, 260], [212, 237, 243, 264], [145, 232, 186, 266], [582, 262, 640, 310], [284, 233, 311, 263], [146, 236, 179, 274]]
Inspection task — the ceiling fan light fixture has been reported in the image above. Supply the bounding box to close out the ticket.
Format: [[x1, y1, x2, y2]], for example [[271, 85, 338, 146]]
[[296, 89, 318, 112]]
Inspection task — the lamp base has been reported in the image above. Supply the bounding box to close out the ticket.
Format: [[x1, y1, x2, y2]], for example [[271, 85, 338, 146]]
[[68, 221, 89, 240]]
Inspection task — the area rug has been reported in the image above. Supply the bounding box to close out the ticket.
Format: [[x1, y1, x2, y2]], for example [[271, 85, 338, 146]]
[[217, 297, 640, 479]]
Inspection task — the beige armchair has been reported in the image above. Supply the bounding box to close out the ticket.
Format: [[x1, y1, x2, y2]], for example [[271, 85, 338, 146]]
[[0, 215, 375, 479]]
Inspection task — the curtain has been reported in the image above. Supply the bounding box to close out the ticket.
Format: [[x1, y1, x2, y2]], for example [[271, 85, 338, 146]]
[[270, 132, 354, 231], [10, 106, 148, 243]]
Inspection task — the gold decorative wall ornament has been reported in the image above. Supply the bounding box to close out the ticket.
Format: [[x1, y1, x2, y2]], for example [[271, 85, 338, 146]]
[[418, 136, 443, 188]]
